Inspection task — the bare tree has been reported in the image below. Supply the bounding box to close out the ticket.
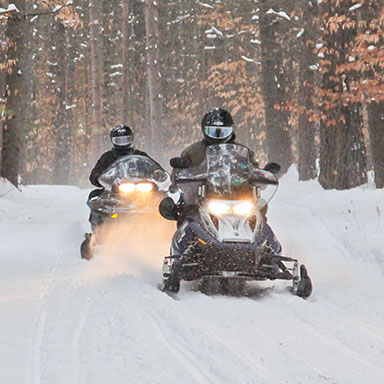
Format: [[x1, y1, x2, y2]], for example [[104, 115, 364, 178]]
[[1, 1, 27, 187], [122, 0, 131, 125], [297, 1, 319, 181], [89, 0, 103, 158], [144, 0, 164, 155], [259, 0, 293, 174]]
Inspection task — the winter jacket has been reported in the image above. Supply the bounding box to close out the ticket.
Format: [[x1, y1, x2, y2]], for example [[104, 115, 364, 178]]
[[180, 135, 259, 168], [89, 147, 149, 187]]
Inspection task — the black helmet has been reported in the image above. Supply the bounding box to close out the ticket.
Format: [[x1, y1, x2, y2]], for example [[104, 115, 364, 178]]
[[110, 125, 134, 149], [201, 108, 234, 143]]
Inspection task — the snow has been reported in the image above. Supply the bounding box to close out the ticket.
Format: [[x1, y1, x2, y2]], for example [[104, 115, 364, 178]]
[[241, 55, 254, 63], [0, 4, 19, 14], [349, 3, 362, 11], [266, 9, 291, 21], [199, 2, 214, 9], [296, 28, 304, 38], [1, 168, 384, 383], [205, 27, 223, 38]]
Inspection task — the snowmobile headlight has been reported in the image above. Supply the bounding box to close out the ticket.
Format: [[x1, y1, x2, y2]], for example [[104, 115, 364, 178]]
[[118, 183, 135, 193], [207, 201, 231, 216], [136, 182, 153, 193], [233, 201, 254, 216]]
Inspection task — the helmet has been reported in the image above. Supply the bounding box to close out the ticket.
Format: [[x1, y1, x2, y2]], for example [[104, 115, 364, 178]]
[[110, 125, 134, 149], [201, 108, 234, 143]]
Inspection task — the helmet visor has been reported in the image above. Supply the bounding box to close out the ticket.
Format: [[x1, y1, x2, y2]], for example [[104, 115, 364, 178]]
[[111, 135, 133, 146], [204, 126, 233, 139]]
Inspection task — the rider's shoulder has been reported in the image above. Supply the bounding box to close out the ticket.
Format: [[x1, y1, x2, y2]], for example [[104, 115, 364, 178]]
[[182, 140, 206, 153], [99, 150, 115, 161], [133, 149, 148, 157]]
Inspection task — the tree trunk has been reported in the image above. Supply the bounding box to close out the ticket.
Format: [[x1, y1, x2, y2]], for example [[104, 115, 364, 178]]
[[320, 105, 367, 189], [259, 0, 293, 174], [1, 1, 27, 187], [89, 0, 103, 159], [362, 0, 384, 188], [319, 1, 367, 189], [122, 0, 131, 125], [367, 102, 384, 188], [297, 1, 318, 181], [52, 22, 71, 184], [144, 0, 164, 156]]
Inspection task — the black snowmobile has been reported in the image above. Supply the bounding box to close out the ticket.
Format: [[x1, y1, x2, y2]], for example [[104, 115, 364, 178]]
[[81, 155, 171, 260], [159, 143, 312, 298]]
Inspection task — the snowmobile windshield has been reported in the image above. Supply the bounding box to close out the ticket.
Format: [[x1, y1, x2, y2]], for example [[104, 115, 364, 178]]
[[175, 144, 278, 204], [205, 144, 251, 196], [98, 155, 170, 191]]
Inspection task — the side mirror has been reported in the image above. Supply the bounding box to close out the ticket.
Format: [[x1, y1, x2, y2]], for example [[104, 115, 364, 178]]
[[263, 162, 281, 175], [159, 197, 178, 221], [170, 157, 188, 169]]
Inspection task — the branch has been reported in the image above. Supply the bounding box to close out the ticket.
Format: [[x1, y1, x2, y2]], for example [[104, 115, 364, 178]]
[[25, 1, 73, 19], [0, 4, 19, 15]]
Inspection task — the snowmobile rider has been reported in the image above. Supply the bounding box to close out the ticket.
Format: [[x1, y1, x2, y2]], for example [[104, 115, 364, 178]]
[[161, 108, 266, 223], [88, 125, 151, 202], [178, 107, 259, 168], [87, 124, 156, 230]]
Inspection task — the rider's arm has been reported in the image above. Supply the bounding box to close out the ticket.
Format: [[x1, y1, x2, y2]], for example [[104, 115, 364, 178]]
[[249, 150, 259, 168], [89, 152, 115, 187], [134, 149, 164, 169]]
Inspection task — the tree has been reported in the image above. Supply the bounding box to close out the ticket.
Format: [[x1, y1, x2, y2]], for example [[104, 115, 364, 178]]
[[296, 1, 319, 181], [318, 1, 367, 189], [121, 0, 131, 125], [259, 0, 293, 173], [1, 1, 27, 187], [89, 0, 103, 159], [360, 1, 384, 188], [144, 0, 164, 157]]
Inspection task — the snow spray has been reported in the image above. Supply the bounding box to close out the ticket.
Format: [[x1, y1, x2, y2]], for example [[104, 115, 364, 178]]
[[84, 214, 176, 284]]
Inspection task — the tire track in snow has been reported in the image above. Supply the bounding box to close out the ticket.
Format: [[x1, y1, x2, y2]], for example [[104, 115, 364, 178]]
[[70, 296, 92, 384], [143, 291, 265, 383], [27, 253, 63, 384], [181, 295, 266, 371], [31, 309, 47, 384], [185, 298, 264, 372], [266, 296, 384, 383], [121, 285, 220, 384], [143, 310, 218, 384]]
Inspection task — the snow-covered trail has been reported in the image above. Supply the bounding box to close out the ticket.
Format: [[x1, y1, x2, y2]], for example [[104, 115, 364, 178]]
[[1, 172, 383, 384]]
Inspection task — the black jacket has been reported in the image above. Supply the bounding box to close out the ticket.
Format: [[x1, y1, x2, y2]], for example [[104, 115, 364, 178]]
[[89, 147, 149, 187], [180, 135, 259, 168]]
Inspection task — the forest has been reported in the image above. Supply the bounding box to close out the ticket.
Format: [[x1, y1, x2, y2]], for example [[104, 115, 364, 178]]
[[0, 0, 383, 190]]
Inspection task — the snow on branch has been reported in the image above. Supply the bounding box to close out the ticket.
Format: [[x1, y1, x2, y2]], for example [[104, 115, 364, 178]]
[[25, 0, 74, 18], [266, 8, 291, 21], [349, 4, 362, 11], [199, 2, 214, 9], [0, 4, 19, 15]]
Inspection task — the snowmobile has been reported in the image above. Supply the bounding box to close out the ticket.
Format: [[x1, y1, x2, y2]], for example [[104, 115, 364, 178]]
[[159, 143, 312, 298], [81, 155, 171, 260]]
